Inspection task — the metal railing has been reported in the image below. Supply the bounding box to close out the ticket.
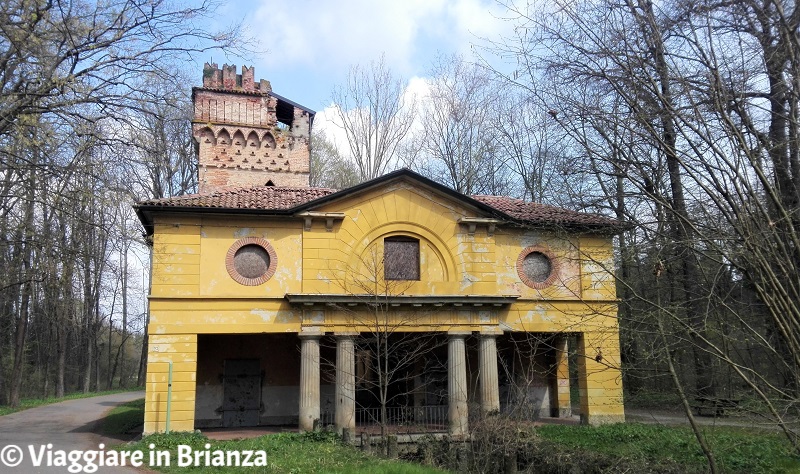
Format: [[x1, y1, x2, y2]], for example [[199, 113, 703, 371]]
[[319, 405, 448, 433]]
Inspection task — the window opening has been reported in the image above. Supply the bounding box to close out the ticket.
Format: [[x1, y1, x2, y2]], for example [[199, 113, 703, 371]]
[[384, 236, 420, 280]]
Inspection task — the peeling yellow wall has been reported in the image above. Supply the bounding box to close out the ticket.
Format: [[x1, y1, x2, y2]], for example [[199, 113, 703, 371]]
[[151, 217, 201, 298], [303, 185, 465, 295], [577, 331, 626, 425], [143, 182, 624, 432], [145, 334, 197, 433], [199, 219, 303, 297]]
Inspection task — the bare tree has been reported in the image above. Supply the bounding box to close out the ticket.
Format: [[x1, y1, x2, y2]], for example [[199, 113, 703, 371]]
[[491, 0, 800, 461], [324, 244, 447, 449], [119, 76, 198, 200], [0, 0, 243, 404], [493, 88, 572, 205], [0, 0, 248, 138], [411, 55, 505, 195], [309, 130, 360, 189], [331, 55, 416, 181]]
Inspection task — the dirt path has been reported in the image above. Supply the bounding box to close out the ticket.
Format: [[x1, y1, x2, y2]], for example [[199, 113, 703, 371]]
[[0, 391, 145, 473]]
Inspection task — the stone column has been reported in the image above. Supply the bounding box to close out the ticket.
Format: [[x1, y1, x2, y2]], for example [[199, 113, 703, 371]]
[[553, 336, 572, 418], [448, 332, 469, 436], [479, 333, 500, 414], [335, 333, 356, 435], [299, 334, 321, 431]]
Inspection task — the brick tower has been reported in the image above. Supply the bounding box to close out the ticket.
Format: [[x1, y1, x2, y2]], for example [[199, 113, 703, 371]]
[[192, 63, 314, 193]]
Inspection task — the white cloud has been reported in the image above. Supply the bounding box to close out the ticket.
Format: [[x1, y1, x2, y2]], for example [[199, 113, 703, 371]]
[[404, 75, 431, 102], [313, 103, 348, 152], [253, 0, 442, 74], [441, 0, 512, 52], [402, 75, 431, 138], [250, 0, 508, 76], [313, 75, 431, 166]]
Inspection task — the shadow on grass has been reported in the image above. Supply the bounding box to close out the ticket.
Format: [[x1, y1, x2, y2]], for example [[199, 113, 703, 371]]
[[97, 398, 144, 442]]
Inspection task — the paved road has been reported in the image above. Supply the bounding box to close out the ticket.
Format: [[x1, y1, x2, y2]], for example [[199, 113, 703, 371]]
[[0, 391, 145, 473], [627, 407, 800, 431]]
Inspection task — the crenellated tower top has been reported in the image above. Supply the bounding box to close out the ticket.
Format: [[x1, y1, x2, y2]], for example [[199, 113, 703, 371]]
[[192, 64, 314, 193]]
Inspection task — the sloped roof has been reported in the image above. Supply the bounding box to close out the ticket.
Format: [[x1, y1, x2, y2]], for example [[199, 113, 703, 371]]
[[471, 195, 618, 228], [135, 169, 623, 234], [140, 186, 336, 210]]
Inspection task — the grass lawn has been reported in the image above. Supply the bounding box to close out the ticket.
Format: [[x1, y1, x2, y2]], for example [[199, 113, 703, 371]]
[[107, 399, 445, 473], [102, 397, 799, 473], [533, 422, 800, 473], [0, 388, 143, 416], [101, 398, 145, 436], [122, 431, 447, 474]]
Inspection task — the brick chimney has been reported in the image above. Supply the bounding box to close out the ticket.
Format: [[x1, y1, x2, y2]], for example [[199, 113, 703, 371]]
[[192, 64, 313, 193]]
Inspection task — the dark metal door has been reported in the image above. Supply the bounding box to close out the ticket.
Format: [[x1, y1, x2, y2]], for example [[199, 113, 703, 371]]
[[222, 359, 261, 427]]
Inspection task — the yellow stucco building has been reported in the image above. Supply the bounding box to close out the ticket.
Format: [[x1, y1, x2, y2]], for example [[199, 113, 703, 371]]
[[135, 65, 625, 435]]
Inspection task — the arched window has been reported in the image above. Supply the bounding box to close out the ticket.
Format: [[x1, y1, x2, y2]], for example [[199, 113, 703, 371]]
[[384, 236, 420, 280]]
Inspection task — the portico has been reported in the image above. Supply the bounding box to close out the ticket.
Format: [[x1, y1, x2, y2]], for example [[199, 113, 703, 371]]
[[286, 293, 518, 435]]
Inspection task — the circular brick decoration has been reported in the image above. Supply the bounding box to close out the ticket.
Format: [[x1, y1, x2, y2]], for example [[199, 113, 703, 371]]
[[225, 237, 277, 285], [516, 246, 559, 289]]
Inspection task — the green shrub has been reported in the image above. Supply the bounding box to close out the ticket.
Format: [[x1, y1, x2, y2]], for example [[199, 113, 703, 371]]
[[534, 423, 799, 473]]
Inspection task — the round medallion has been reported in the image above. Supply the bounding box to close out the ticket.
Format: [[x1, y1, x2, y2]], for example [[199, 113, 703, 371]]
[[226, 237, 277, 285], [517, 246, 559, 289]]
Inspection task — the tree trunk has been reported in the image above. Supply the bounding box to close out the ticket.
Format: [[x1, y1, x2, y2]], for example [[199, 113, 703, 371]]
[[56, 322, 66, 398], [108, 321, 115, 390], [83, 337, 92, 394], [120, 244, 128, 387], [636, 0, 716, 397], [42, 322, 52, 398], [9, 174, 35, 407], [137, 332, 149, 387], [10, 278, 32, 406]]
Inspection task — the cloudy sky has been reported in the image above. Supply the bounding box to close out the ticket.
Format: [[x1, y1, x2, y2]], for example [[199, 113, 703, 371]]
[[207, 0, 513, 113]]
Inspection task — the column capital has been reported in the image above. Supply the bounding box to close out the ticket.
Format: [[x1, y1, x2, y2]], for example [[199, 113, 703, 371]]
[[479, 327, 503, 336], [447, 330, 472, 338], [334, 331, 359, 338], [299, 328, 323, 339]]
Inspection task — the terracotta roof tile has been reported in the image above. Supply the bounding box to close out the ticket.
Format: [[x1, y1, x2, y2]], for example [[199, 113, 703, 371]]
[[139, 186, 336, 210], [471, 195, 621, 228], [138, 183, 620, 230]]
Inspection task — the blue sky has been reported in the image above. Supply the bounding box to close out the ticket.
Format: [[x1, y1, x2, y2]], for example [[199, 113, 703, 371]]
[[203, 0, 514, 114]]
